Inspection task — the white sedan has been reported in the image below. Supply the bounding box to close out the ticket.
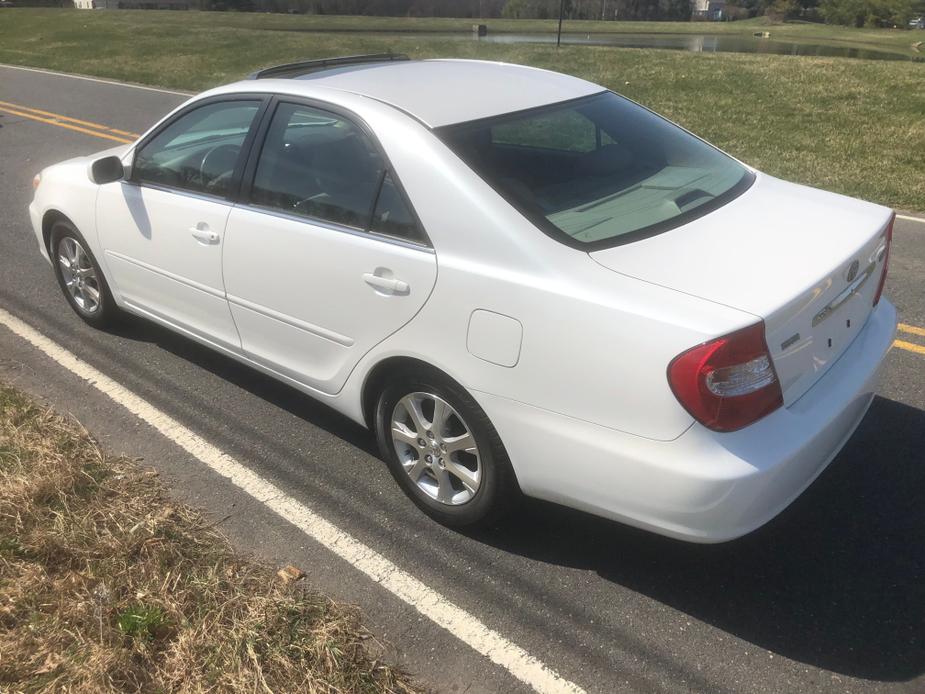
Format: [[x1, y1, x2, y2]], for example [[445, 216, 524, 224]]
[[29, 56, 897, 542]]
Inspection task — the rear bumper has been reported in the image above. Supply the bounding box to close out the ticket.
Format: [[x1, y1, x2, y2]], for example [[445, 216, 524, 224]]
[[477, 299, 897, 543]]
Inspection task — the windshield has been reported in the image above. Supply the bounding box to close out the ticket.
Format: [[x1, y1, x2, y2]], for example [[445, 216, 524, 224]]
[[437, 92, 753, 250]]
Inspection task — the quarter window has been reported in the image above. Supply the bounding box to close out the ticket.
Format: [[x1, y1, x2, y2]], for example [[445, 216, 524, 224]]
[[250, 102, 423, 243], [370, 173, 426, 244], [133, 100, 260, 198]]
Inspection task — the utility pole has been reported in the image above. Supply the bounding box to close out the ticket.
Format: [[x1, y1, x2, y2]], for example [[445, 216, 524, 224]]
[[557, 0, 566, 48]]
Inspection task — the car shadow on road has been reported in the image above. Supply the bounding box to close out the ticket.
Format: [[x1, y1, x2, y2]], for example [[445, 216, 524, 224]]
[[102, 312, 380, 458], [470, 395, 925, 683]]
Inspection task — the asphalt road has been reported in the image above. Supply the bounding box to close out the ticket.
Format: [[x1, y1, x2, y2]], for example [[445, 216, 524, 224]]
[[2, 64, 924, 693]]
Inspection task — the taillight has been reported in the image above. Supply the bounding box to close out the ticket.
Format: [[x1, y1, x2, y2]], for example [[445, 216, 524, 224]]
[[668, 322, 783, 433], [872, 212, 894, 307]]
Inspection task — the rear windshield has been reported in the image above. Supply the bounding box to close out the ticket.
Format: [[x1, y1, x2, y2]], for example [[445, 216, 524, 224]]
[[437, 91, 753, 250]]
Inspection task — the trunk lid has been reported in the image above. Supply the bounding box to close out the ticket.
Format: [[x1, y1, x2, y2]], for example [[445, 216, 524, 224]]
[[590, 174, 892, 404]]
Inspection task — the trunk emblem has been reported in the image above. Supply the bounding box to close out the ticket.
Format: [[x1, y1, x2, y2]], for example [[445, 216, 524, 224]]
[[845, 260, 860, 283], [813, 261, 875, 327]]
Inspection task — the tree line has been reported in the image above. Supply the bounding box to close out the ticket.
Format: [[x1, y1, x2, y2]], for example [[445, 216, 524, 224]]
[[726, 0, 921, 26], [215, 0, 922, 28], [243, 0, 691, 19]]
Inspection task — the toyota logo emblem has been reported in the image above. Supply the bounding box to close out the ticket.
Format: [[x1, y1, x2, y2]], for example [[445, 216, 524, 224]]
[[845, 259, 860, 283]]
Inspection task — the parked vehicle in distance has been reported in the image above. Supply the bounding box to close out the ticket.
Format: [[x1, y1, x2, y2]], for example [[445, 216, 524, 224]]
[[29, 56, 897, 542]]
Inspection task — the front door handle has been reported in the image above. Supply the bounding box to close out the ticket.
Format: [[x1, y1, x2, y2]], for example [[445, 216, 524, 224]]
[[363, 272, 409, 295], [189, 224, 219, 245]]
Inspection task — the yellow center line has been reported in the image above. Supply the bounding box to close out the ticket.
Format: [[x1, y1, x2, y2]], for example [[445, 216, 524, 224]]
[[898, 323, 925, 338], [0, 103, 135, 144], [894, 339, 925, 356], [0, 99, 140, 137]]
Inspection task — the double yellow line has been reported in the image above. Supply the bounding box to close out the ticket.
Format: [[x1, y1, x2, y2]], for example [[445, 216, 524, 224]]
[[2, 97, 925, 359], [895, 323, 925, 356], [0, 99, 138, 143]]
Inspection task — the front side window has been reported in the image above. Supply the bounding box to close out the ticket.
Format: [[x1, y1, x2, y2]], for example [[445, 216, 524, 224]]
[[133, 100, 260, 198], [250, 102, 423, 244], [437, 92, 752, 249]]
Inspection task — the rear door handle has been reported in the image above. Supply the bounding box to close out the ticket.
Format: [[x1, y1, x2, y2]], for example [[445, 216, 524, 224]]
[[363, 272, 409, 295], [189, 224, 219, 245]]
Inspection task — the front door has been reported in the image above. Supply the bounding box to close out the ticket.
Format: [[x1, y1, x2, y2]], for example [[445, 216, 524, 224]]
[[97, 97, 264, 349], [222, 100, 437, 394]]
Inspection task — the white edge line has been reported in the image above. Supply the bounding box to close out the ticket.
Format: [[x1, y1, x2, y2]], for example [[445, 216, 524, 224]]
[[0, 63, 192, 96], [0, 306, 585, 694], [896, 214, 925, 225]]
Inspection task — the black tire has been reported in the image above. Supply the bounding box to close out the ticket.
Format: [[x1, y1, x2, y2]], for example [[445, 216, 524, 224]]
[[375, 368, 519, 529], [50, 220, 119, 329]]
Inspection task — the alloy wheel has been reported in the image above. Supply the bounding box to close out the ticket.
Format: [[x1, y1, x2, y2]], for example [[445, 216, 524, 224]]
[[57, 236, 101, 315], [390, 392, 482, 505]]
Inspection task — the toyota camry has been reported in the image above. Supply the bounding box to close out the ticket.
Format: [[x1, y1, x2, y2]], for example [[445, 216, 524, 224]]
[[28, 55, 897, 541]]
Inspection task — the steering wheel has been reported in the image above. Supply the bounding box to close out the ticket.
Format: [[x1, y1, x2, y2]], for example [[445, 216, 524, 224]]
[[199, 144, 240, 191]]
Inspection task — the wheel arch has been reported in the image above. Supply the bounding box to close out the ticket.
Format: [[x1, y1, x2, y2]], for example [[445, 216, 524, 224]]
[[360, 356, 456, 431], [42, 209, 75, 253]]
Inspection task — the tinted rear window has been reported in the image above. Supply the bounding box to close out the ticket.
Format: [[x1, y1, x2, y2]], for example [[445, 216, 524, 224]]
[[437, 92, 753, 250]]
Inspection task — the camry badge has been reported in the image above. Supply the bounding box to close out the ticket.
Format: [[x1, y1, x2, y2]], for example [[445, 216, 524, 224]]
[[845, 259, 860, 283]]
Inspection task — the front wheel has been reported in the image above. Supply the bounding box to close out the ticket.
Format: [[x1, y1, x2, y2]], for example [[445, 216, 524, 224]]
[[375, 371, 518, 528], [50, 221, 118, 329]]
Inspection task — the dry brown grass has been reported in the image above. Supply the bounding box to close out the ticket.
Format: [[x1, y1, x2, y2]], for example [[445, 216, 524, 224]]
[[0, 383, 419, 693]]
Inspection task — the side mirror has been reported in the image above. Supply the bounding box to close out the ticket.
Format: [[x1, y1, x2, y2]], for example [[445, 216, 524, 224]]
[[89, 155, 125, 185]]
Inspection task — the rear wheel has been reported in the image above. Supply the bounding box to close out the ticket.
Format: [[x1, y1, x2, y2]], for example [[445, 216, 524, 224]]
[[50, 221, 118, 329], [375, 370, 518, 528]]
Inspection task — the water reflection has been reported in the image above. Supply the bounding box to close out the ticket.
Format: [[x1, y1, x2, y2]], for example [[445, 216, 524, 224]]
[[478, 31, 922, 62]]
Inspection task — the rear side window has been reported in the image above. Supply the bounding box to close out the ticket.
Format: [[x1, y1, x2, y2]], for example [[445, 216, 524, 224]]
[[133, 100, 260, 198], [437, 92, 752, 250], [250, 102, 425, 244]]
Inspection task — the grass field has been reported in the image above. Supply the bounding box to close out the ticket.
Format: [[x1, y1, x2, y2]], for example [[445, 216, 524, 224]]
[[0, 382, 418, 691], [4, 9, 923, 52], [0, 9, 922, 212]]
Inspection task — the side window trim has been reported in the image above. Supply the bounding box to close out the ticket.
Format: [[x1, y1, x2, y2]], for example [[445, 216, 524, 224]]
[[129, 94, 271, 203], [239, 95, 432, 248], [364, 168, 389, 234]]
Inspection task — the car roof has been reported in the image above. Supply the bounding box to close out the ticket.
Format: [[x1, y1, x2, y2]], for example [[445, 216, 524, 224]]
[[229, 59, 604, 129]]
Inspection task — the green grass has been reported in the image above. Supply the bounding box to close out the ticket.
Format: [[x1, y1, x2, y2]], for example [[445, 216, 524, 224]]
[[4, 9, 922, 52], [116, 604, 171, 641], [0, 9, 922, 211]]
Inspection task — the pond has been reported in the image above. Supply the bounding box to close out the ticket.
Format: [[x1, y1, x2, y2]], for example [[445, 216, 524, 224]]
[[475, 31, 923, 62]]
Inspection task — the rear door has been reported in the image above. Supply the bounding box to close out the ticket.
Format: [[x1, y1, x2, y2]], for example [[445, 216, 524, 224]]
[[222, 99, 436, 394]]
